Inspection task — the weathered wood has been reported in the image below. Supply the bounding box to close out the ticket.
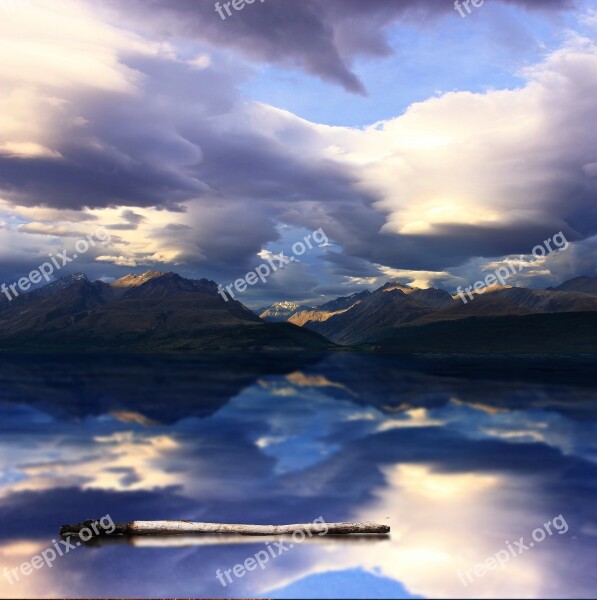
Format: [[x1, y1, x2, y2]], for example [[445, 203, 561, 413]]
[[60, 519, 389, 537]]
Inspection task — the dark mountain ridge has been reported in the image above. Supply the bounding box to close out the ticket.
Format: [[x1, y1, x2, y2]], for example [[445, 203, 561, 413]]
[[2, 272, 596, 354], [0, 271, 331, 352], [293, 277, 597, 351]]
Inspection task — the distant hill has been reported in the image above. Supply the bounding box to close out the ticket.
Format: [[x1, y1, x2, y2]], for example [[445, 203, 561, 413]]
[[551, 276, 597, 295], [288, 291, 371, 327], [307, 284, 436, 345], [370, 312, 597, 355], [296, 278, 597, 347], [259, 301, 314, 322], [0, 271, 332, 352], [317, 290, 372, 313]]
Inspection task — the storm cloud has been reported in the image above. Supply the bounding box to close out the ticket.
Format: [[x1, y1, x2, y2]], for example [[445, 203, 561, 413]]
[[99, 0, 577, 94], [0, 0, 595, 302]]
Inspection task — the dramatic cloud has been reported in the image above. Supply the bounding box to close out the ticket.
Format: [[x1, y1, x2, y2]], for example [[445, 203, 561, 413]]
[[0, 2, 369, 213], [98, 0, 577, 94], [0, 0, 594, 302], [304, 33, 597, 281]]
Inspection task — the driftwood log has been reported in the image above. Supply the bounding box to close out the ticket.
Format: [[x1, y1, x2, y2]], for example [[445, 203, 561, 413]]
[[60, 519, 390, 537]]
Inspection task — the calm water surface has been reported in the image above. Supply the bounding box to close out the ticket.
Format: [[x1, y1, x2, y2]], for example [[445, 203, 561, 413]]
[[0, 353, 595, 598]]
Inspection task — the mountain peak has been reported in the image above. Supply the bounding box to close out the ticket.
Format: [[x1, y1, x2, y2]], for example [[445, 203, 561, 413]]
[[272, 301, 301, 310], [62, 272, 88, 283], [259, 301, 315, 322], [112, 270, 169, 288], [37, 272, 90, 292], [380, 281, 412, 293]]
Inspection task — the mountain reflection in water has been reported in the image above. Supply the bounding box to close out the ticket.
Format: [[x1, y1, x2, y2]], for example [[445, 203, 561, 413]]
[[0, 353, 596, 599]]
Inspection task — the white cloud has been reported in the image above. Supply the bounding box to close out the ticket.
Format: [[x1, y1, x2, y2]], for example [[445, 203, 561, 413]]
[[96, 255, 138, 267], [187, 54, 211, 70], [314, 37, 597, 242]]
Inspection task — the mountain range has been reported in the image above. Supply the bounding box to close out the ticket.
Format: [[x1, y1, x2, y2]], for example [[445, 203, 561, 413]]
[[1, 270, 596, 353], [0, 271, 330, 352], [260, 276, 597, 353]]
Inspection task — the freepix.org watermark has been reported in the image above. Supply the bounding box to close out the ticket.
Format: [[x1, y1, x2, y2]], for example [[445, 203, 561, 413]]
[[0, 226, 111, 303], [216, 516, 329, 588], [218, 228, 328, 301], [215, 0, 265, 21], [457, 514, 569, 587], [2, 515, 116, 586], [454, 0, 486, 18], [455, 231, 569, 304]]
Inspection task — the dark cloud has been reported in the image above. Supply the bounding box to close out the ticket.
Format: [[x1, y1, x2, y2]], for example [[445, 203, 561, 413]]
[[0, 53, 370, 214], [99, 0, 576, 94], [0, 0, 592, 297], [0, 142, 203, 211], [120, 209, 146, 225], [319, 252, 380, 279]]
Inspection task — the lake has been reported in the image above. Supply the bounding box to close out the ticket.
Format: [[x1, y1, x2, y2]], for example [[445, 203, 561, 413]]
[[0, 353, 596, 598]]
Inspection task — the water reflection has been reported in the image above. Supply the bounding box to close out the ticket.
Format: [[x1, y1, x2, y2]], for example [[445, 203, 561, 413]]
[[0, 354, 596, 598]]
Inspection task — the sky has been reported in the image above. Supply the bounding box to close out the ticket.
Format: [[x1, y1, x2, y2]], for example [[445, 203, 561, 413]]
[[0, 0, 596, 308]]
